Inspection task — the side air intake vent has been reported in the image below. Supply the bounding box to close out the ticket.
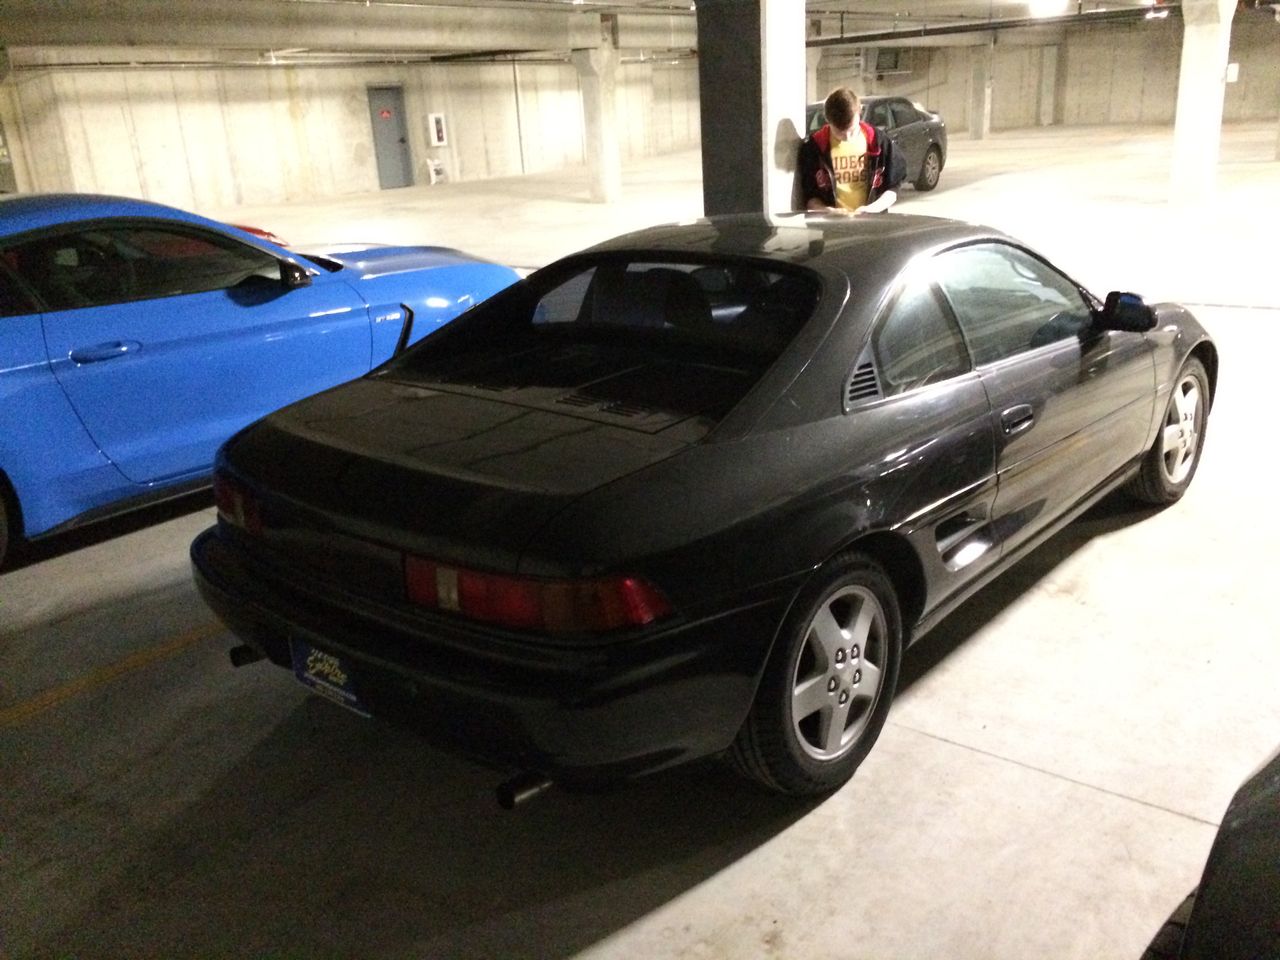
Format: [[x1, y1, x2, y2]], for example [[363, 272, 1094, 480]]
[[846, 362, 880, 405]]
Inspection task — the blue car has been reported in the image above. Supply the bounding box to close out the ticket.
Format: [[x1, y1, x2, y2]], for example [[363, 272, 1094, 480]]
[[0, 193, 519, 567]]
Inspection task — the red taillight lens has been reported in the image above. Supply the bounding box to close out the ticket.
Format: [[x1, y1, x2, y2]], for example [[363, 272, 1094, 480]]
[[213, 473, 261, 535], [404, 555, 672, 635]]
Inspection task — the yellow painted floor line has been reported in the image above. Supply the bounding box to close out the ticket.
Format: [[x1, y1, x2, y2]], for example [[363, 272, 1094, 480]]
[[0, 622, 224, 729]]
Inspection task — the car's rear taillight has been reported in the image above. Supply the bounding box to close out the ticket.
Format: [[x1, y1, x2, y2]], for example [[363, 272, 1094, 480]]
[[404, 555, 672, 635], [213, 472, 262, 535]]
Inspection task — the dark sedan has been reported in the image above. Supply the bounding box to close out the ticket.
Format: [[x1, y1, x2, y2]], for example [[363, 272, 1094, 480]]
[[192, 214, 1216, 799], [807, 95, 948, 191]]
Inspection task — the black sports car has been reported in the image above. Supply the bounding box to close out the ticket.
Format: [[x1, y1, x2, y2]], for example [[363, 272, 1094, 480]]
[[192, 213, 1216, 799]]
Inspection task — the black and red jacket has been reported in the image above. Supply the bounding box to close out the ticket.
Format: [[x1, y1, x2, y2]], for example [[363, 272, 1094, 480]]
[[797, 121, 906, 210]]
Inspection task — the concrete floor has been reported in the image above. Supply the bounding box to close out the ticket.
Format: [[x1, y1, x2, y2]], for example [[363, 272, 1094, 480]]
[[2, 124, 1278, 959]]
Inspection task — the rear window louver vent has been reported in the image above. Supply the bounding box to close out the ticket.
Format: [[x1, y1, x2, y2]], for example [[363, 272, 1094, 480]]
[[555, 393, 650, 418], [846, 362, 880, 404]]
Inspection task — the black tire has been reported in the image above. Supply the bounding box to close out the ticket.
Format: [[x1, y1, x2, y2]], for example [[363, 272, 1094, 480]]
[[0, 494, 8, 571], [1126, 357, 1209, 506], [1140, 890, 1196, 960], [914, 145, 942, 192], [730, 553, 902, 796]]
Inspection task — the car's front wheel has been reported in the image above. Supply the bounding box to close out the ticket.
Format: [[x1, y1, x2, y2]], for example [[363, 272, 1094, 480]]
[[1127, 357, 1210, 505], [914, 145, 942, 191], [730, 553, 902, 795]]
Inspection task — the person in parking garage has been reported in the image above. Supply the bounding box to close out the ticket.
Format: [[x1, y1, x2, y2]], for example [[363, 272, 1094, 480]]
[[798, 87, 905, 215]]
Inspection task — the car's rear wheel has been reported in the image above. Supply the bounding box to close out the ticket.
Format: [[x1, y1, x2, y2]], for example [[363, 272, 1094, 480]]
[[1127, 357, 1209, 505], [730, 553, 902, 795], [0, 494, 9, 570], [914, 145, 942, 191]]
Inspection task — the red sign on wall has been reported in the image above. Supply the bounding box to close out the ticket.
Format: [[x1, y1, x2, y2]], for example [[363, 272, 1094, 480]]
[[379, 109, 393, 120]]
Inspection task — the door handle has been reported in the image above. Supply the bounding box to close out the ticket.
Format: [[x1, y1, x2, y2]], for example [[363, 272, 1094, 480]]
[[69, 341, 141, 364], [1000, 403, 1035, 436]]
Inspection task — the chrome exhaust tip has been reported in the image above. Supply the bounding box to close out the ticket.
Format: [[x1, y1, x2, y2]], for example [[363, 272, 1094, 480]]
[[496, 771, 554, 809]]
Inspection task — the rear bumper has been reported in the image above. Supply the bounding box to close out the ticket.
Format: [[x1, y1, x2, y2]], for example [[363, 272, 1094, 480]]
[[191, 526, 790, 783]]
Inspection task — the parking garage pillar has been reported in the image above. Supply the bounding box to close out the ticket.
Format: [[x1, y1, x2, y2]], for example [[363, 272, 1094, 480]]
[[969, 40, 993, 140], [572, 34, 621, 204], [806, 46, 823, 102], [1038, 46, 1060, 126], [1170, 0, 1236, 203], [696, 0, 805, 215]]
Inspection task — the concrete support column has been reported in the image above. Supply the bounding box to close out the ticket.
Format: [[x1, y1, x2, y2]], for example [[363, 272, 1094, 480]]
[[969, 41, 993, 140], [1038, 46, 1059, 127], [696, 0, 805, 215], [1170, 0, 1235, 202], [572, 38, 621, 204], [806, 46, 823, 103]]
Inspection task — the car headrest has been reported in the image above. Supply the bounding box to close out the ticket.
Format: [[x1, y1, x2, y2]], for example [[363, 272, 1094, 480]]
[[594, 268, 711, 330]]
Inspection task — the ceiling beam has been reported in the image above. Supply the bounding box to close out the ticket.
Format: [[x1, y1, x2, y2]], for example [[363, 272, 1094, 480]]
[[0, 0, 604, 52], [808, 3, 1180, 46]]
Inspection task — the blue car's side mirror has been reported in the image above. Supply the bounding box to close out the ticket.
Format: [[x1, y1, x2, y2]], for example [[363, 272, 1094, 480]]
[[280, 260, 312, 289], [1098, 290, 1156, 332]]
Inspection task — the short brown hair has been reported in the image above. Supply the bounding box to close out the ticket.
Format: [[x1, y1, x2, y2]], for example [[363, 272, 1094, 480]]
[[823, 88, 860, 130]]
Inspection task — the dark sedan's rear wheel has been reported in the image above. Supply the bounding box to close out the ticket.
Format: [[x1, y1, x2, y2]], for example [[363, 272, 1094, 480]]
[[730, 553, 902, 795], [1127, 357, 1209, 505], [914, 145, 942, 192]]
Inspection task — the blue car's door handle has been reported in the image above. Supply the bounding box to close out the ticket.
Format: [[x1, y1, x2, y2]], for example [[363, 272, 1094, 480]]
[[69, 341, 141, 364]]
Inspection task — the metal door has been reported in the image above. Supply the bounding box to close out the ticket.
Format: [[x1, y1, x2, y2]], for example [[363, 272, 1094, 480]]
[[368, 87, 413, 189]]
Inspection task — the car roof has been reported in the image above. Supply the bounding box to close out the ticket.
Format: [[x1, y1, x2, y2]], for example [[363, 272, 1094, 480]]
[[581, 213, 1007, 271], [808, 95, 889, 109], [0, 192, 212, 240]]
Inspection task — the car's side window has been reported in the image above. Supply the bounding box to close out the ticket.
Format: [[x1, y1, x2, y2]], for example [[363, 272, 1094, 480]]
[[933, 243, 1094, 366], [890, 101, 921, 126], [4, 224, 281, 311], [865, 101, 893, 128], [0, 259, 39, 318], [872, 277, 970, 395]]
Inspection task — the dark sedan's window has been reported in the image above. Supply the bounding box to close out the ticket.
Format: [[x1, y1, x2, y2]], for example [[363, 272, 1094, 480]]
[[872, 279, 969, 394], [4, 225, 281, 311], [889, 101, 921, 126], [933, 244, 1094, 366], [865, 101, 893, 128]]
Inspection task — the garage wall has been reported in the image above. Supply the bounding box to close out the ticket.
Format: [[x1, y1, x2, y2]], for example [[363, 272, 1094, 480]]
[[1, 57, 700, 206], [819, 14, 1279, 132]]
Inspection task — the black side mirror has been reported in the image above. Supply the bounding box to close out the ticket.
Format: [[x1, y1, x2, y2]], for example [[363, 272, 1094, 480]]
[[280, 260, 312, 289], [1098, 291, 1156, 332]]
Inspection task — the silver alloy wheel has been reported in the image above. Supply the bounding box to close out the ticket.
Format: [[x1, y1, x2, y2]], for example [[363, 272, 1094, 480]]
[[1161, 372, 1202, 485], [921, 149, 941, 187], [790, 584, 888, 761]]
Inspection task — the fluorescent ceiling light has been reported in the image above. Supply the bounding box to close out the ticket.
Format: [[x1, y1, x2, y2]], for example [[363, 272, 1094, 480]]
[[1028, 0, 1069, 16]]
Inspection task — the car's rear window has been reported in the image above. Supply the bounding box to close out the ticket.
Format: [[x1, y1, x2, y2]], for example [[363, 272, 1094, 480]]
[[388, 256, 822, 367], [378, 256, 822, 428]]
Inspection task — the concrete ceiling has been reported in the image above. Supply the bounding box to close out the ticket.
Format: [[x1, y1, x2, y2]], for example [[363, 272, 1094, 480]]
[[0, 0, 1174, 71]]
